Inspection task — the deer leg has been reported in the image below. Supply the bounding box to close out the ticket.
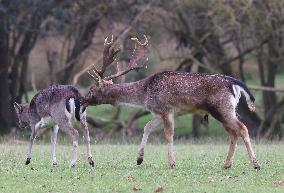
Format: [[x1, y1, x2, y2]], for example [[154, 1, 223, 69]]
[[223, 125, 238, 169], [26, 121, 40, 165], [68, 127, 79, 168], [57, 120, 79, 168], [162, 113, 175, 169], [51, 125, 59, 167], [237, 121, 260, 170], [137, 117, 161, 165], [80, 112, 94, 167]]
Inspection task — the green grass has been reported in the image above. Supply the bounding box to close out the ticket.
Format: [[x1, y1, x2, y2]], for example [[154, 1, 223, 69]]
[[0, 143, 283, 193]]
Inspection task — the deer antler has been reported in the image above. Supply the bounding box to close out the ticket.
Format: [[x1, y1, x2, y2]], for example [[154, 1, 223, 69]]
[[88, 35, 120, 81], [104, 35, 148, 81], [87, 65, 102, 82]]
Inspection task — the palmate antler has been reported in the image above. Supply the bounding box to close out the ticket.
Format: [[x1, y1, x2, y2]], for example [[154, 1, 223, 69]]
[[88, 35, 120, 81], [88, 35, 148, 82], [104, 35, 148, 81]]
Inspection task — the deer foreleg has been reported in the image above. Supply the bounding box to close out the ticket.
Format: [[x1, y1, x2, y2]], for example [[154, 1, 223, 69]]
[[162, 113, 175, 169], [137, 117, 161, 165], [80, 112, 94, 167]]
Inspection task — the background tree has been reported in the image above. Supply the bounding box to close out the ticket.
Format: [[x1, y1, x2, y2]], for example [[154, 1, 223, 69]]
[[1, 0, 284, 139]]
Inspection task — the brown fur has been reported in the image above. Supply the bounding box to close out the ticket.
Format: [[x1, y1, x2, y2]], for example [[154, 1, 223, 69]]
[[14, 85, 94, 167], [85, 71, 260, 169]]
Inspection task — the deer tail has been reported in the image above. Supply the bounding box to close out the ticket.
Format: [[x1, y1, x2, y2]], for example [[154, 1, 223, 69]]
[[65, 97, 81, 121], [232, 84, 255, 112]]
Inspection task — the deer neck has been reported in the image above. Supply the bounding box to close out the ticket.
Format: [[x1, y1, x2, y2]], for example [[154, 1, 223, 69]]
[[103, 81, 146, 107]]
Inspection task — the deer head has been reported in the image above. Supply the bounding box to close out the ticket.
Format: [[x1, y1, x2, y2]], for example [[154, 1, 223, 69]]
[[84, 35, 148, 105], [14, 102, 30, 128]]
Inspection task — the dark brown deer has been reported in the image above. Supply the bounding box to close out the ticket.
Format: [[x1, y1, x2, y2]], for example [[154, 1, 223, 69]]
[[84, 35, 260, 170], [14, 85, 94, 167]]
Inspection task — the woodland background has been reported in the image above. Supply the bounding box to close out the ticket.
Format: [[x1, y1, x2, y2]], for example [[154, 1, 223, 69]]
[[1, 0, 284, 141]]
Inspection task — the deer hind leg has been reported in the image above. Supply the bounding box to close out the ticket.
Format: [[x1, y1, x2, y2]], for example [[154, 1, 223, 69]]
[[26, 119, 41, 165], [237, 121, 260, 170], [162, 113, 175, 168], [51, 125, 59, 167], [56, 120, 79, 168], [80, 111, 94, 167], [223, 115, 260, 170], [137, 117, 161, 165], [223, 125, 238, 169]]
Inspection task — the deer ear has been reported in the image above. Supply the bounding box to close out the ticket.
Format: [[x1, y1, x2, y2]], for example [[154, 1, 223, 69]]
[[13, 102, 22, 113]]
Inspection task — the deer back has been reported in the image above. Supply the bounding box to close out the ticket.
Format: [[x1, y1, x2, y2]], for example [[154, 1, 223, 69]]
[[143, 71, 251, 116], [29, 85, 85, 122]]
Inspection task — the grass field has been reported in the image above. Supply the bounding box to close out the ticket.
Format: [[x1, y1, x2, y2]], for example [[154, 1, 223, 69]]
[[0, 143, 283, 193]]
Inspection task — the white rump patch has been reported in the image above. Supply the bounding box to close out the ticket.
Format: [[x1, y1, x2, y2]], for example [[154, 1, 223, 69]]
[[232, 84, 255, 111], [232, 85, 242, 105], [65, 98, 76, 122]]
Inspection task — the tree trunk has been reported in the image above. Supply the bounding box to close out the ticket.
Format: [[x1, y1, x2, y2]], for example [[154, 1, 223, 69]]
[[259, 41, 281, 138], [59, 19, 100, 84], [0, 9, 12, 134]]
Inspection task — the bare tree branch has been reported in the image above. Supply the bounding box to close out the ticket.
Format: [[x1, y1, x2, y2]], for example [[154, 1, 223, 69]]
[[249, 85, 284, 93], [72, 2, 152, 85]]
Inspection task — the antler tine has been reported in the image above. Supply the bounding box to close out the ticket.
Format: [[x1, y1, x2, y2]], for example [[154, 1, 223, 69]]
[[87, 64, 102, 82], [100, 35, 120, 77], [104, 35, 148, 81], [104, 35, 114, 46], [131, 34, 148, 46]]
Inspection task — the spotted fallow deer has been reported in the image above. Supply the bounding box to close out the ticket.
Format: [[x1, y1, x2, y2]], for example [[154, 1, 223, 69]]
[[83, 35, 260, 170], [14, 85, 94, 167]]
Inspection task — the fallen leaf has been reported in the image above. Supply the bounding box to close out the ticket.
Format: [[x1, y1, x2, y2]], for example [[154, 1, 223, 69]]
[[208, 176, 216, 182], [155, 186, 164, 192], [133, 185, 142, 191], [124, 175, 135, 181]]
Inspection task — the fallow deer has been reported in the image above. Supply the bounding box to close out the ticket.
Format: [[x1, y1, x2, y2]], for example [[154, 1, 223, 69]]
[[84, 35, 260, 170], [14, 85, 94, 167]]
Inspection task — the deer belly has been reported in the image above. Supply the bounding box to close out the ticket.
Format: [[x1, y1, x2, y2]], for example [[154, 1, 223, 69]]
[[36, 117, 55, 128], [173, 101, 207, 115]]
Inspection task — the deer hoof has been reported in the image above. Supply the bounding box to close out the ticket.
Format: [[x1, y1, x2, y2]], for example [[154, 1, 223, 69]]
[[52, 162, 57, 167], [168, 163, 175, 169], [223, 164, 232, 169], [223, 162, 232, 169], [70, 162, 76, 168], [253, 163, 261, 170], [254, 165, 261, 170], [25, 158, 31, 165], [137, 157, 143, 165], [252, 159, 260, 170], [88, 157, 94, 167], [89, 160, 95, 167], [89, 161, 94, 167]]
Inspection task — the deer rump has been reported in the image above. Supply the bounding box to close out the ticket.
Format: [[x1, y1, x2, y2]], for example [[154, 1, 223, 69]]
[[65, 97, 85, 122]]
